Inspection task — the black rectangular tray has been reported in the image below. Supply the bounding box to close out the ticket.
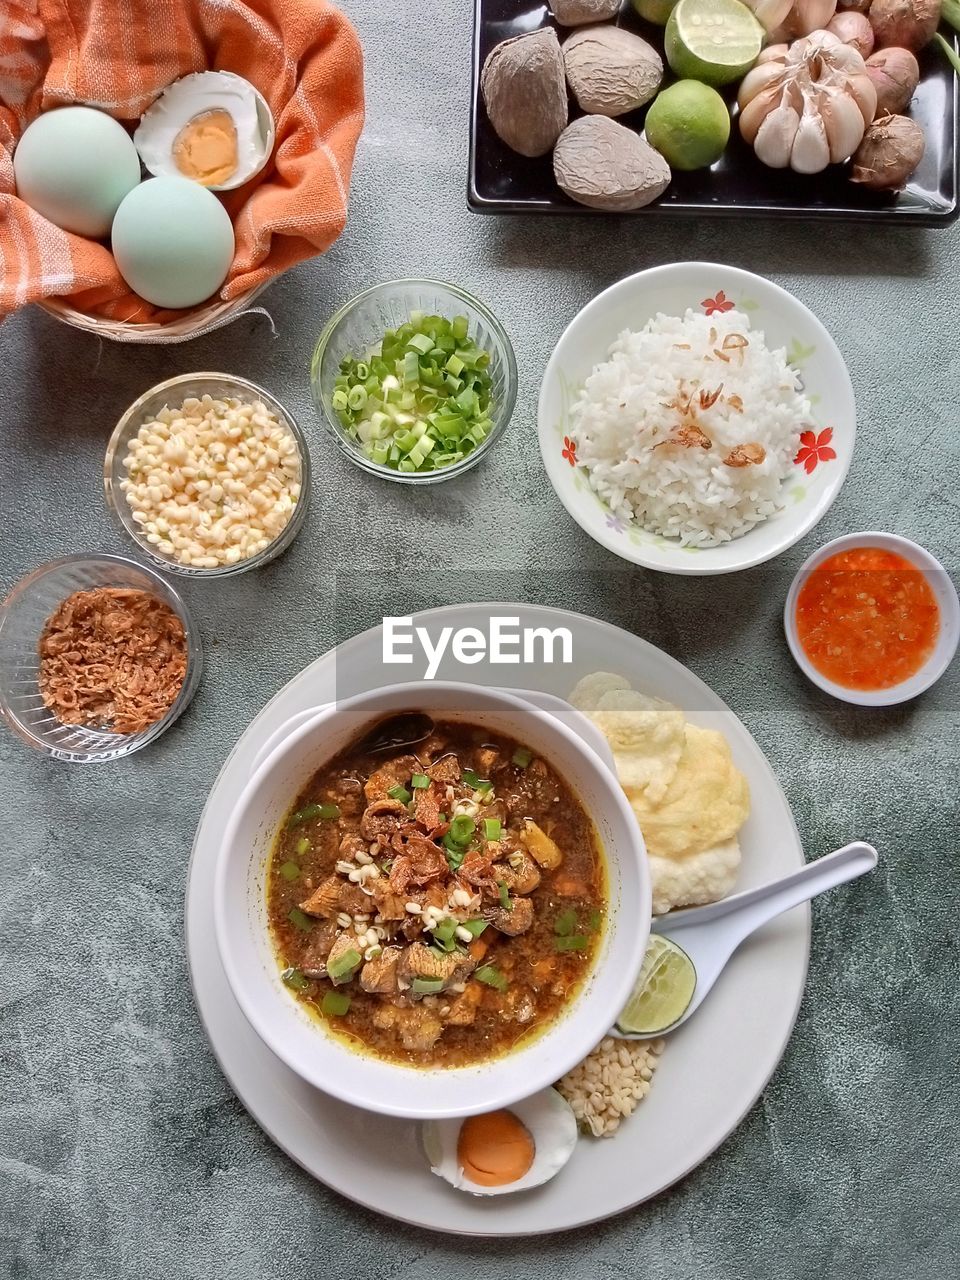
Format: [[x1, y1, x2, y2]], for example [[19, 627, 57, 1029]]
[[469, 1, 959, 224]]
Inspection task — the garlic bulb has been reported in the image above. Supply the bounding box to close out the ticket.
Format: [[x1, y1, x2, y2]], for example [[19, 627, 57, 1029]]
[[740, 0, 795, 31], [738, 30, 878, 172], [769, 0, 838, 39]]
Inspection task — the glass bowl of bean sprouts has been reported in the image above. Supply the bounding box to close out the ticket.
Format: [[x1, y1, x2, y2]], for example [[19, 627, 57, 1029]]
[[104, 373, 312, 578]]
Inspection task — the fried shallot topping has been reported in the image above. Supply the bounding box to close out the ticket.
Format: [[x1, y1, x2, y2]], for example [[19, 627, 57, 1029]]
[[713, 333, 749, 365], [37, 588, 187, 734], [723, 442, 767, 468]]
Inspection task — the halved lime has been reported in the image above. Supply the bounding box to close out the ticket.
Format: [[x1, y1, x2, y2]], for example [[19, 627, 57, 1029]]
[[664, 0, 764, 88], [617, 935, 696, 1035]]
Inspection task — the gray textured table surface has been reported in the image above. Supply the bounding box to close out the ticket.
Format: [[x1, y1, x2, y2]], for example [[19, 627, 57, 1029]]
[[2, 2, 959, 1276]]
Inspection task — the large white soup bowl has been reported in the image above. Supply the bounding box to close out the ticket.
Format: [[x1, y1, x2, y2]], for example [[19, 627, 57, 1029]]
[[214, 681, 650, 1120]]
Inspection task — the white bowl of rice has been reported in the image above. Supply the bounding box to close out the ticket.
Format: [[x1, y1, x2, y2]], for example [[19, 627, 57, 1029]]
[[538, 263, 856, 575]]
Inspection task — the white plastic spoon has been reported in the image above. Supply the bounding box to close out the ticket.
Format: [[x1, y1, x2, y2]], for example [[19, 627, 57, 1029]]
[[612, 840, 879, 1038]]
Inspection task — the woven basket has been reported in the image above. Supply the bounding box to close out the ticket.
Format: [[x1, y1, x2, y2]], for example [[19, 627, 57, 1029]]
[[38, 280, 272, 344]]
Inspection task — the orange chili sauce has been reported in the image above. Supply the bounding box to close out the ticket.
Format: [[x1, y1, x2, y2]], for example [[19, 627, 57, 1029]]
[[795, 546, 940, 691]]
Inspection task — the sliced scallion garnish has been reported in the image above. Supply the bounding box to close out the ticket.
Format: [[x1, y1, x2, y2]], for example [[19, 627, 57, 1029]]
[[555, 934, 589, 953], [282, 967, 310, 992], [321, 991, 351, 1016], [475, 965, 508, 991], [332, 312, 496, 473]]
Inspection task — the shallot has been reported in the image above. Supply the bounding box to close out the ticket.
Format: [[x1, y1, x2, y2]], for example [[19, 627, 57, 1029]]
[[867, 0, 941, 52], [850, 112, 925, 188], [828, 11, 876, 55], [864, 46, 921, 113]]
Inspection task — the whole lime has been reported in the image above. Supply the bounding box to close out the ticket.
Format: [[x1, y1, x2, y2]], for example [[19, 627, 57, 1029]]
[[632, 0, 679, 24], [645, 80, 731, 170], [664, 0, 764, 89]]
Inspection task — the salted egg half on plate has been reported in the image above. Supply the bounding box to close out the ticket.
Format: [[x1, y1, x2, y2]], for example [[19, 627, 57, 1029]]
[[134, 71, 275, 191], [421, 1088, 578, 1196]]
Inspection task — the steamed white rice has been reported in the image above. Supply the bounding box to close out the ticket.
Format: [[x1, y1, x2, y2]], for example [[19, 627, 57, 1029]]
[[571, 308, 810, 547]]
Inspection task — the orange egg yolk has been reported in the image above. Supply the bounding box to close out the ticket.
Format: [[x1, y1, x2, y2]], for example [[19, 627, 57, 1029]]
[[173, 110, 238, 186], [457, 1110, 535, 1187], [795, 546, 940, 691]]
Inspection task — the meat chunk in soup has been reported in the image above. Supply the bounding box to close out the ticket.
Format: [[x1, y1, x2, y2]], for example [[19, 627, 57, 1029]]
[[360, 947, 401, 995], [300, 922, 339, 976], [486, 897, 534, 936], [398, 942, 473, 991], [395, 1006, 444, 1052], [363, 755, 421, 803], [360, 798, 408, 842], [268, 717, 604, 1068], [299, 876, 343, 919], [496, 851, 541, 894]]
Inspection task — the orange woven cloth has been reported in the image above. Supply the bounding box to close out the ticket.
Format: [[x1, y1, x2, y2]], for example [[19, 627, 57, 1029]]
[[0, 0, 364, 322]]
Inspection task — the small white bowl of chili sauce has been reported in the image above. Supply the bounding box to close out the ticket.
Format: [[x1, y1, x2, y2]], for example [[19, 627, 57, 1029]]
[[784, 533, 959, 707]]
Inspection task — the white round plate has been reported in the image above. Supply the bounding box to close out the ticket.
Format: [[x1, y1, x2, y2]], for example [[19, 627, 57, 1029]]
[[538, 261, 856, 575], [186, 604, 810, 1236]]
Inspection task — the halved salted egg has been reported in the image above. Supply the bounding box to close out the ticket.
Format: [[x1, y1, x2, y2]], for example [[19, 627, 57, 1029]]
[[421, 1088, 578, 1196], [134, 71, 275, 191]]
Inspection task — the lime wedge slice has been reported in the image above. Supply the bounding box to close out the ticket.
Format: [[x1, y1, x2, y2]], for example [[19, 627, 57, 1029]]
[[617, 935, 697, 1035], [664, 0, 764, 88]]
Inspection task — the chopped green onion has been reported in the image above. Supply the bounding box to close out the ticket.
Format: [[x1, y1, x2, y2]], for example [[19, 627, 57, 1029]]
[[295, 837, 310, 856], [512, 747, 533, 768], [329, 311, 497, 473], [443, 837, 467, 870], [497, 881, 512, 911], [461, 919, 488, 938], [407, 332, 434, 355], [585, 907, 602, 934], [411, 773, 431, 789], [462, 768, 481, 789], [282, 967, 310, 992], [317, 803, 341, 820], [327, 948, 362, 980], [449, 815, 476, 845], [288, 907, 314, 932], [554, 908, 578, 936], [555, 934, 589, 953], [387, 785, 412, 804], [432, 918, 458, 944], [475, 964, 508, 991], [287, 803, 322, 828], [321, 991, 352, 1016], [483, 818, 501, 842], [279, 860, 301, 882], [412, 977, 445, 994]]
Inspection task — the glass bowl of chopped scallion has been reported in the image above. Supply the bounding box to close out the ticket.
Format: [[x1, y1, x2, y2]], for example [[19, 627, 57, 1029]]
[[310, 280, 517, 483]]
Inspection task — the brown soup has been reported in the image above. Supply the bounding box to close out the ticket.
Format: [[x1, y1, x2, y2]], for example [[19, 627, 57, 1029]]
[[267, 715, 606, 1068]]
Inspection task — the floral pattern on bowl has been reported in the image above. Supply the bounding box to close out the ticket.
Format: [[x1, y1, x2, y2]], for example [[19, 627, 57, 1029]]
[[538, 262, 856, 576]]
